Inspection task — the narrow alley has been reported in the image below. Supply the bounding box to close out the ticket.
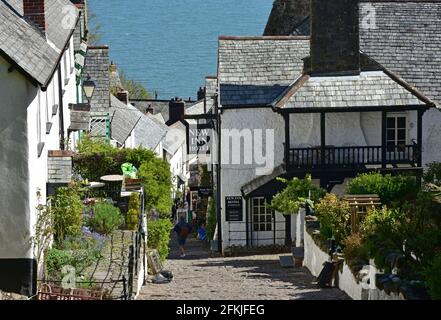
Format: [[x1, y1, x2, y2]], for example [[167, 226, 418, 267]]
[[138, 234, 349, 300]]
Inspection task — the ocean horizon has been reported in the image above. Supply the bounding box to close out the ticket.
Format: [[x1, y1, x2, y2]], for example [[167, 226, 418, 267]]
[[89, 0, 273, 100]]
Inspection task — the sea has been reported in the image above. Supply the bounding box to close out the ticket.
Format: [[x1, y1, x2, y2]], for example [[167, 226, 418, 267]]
[[88, 0, 273, 100]]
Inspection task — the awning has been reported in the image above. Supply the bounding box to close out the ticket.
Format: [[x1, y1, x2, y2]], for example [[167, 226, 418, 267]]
[[241, 165, 287, 199]]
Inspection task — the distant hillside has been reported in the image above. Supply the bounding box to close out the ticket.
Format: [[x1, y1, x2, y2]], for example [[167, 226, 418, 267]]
[[263, 0, 310, 36]]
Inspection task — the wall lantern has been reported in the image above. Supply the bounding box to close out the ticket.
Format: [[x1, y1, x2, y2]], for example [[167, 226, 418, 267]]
[[82, 76, 96, 102]]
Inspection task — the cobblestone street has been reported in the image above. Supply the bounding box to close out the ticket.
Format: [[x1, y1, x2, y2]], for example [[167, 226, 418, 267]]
[[138, 234, 349, 300]]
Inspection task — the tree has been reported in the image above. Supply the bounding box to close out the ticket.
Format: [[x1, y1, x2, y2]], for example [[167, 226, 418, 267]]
[[118, 71, 151, 100], [86, 8, 102, 45]]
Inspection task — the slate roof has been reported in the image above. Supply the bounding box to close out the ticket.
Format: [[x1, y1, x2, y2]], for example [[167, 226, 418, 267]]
[[218, 36, 310, 106], [185, 100, 205, 115], [110, 95, 168, 150], [0, 0, 79, 86], [130, 99, 195, 123], [359, 1, 441, 106], [131, 99, 170, 121], [110, 95, 141, 145], [279, 71, 426, 109], [285, 1, 441, 106], [163, 121, 186, 155]]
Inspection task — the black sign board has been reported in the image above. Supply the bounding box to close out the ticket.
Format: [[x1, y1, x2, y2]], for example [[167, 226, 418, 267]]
[[198, 187, 213, 198], [188, 123, 213, 155], [225, 196, 243, 222]]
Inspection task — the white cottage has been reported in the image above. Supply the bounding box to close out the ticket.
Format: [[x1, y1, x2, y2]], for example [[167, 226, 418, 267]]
[[0, 0, 84, 295], [215, 0, 441, 253]]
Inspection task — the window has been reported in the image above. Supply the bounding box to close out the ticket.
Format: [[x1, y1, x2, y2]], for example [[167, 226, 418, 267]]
[[251, 197, 274, 232], [386, 115, 406, 152]]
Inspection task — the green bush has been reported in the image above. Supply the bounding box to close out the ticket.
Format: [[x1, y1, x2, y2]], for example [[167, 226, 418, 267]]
[[147, 219, 173, 262], [347, 172, 419, 205], [315, 194, 351, 243], [138, 159, 172, 217], [424, 162, 441, 187], [206, 197, 217, 241], [51, 185, 83, 244], [126, 193, 140, 230], [271, 174, 326, 214], [87, 202, 123, 235], [74, 138, 172, 217], [360, 206, 405, 269], [45, 238, 101, 280], [74, 136, 156, 181], [424, 253, 441, 300]]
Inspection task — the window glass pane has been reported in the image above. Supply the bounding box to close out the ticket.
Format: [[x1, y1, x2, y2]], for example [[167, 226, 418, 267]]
[[387, 117, 395, 129], [397, 117, 406, 128], [387, 130, 395, 141], [397, 129, 406, 140], [266, 224, 272, 231], [253, 223, 259, 232]]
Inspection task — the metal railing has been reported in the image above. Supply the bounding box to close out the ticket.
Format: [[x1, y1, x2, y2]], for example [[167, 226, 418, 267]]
[[287, 144, 419, 169]]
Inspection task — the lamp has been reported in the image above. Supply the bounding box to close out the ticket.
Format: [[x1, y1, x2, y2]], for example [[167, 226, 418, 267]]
[[82, 76, 96, 102]]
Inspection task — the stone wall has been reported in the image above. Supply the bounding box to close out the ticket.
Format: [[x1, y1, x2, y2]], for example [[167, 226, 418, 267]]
[[47, 151, 73, 184]]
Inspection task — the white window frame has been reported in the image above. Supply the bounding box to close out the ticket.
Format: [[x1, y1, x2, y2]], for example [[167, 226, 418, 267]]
[[386, 113, 407, 153], [251, 197, 274, 232]]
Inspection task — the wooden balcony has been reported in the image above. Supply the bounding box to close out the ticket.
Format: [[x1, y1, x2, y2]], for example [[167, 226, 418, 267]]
[[286, 144, 420, 170]]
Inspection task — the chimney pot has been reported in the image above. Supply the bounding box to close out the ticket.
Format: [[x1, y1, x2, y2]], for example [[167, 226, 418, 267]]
[[23, 0, 46, 34]]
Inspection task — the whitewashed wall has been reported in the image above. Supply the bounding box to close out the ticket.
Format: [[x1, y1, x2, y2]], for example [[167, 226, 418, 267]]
[[422, 107, 441, 166], [0, 35, 78, 294], [219, 108, 285, 250], [290, 110, 419, 148]]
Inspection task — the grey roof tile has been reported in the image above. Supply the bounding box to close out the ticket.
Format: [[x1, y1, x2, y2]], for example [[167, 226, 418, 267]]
[[1, 0, 79, 86], [110, 95, 168, 150], [284, 71, 425, 109], [218, 37, 309, 106], [289, 2, 441, 106]]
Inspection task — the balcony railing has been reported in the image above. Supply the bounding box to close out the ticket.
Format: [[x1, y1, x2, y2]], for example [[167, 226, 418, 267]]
[[286, 145, 419, 169]]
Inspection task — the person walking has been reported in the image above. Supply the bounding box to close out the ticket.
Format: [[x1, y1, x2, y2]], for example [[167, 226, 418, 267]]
[[173, 216, 192, 258]]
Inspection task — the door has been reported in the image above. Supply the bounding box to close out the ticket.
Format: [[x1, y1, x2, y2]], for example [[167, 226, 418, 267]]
[[386, 114, 407, 161], [250, 197, 275, 246]]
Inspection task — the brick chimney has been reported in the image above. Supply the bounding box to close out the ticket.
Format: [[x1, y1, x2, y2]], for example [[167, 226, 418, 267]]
[[23, 0, 47, 34], [167, 97, 185, 126], [197, 87, 206, 101], [116, 90, 129, 105], [310, 0, 360, 76]]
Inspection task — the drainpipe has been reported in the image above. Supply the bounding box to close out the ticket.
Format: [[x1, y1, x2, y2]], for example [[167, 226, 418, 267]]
[[215, 93, 222, 254], [58, 64, 65, 150]]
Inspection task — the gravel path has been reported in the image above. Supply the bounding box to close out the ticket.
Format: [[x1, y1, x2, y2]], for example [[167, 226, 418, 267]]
[[138, 234, 349, 300]]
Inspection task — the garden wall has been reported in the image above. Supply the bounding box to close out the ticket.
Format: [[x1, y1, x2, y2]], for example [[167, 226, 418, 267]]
[[303, 218, 406, 300]]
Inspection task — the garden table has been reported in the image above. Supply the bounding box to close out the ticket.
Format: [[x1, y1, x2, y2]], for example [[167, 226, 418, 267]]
[[100, 174, 123, 182]]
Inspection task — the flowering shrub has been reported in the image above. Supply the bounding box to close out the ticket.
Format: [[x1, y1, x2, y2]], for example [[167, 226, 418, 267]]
[[126, 193, 140, 230], [315, 194, 351, 244]]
